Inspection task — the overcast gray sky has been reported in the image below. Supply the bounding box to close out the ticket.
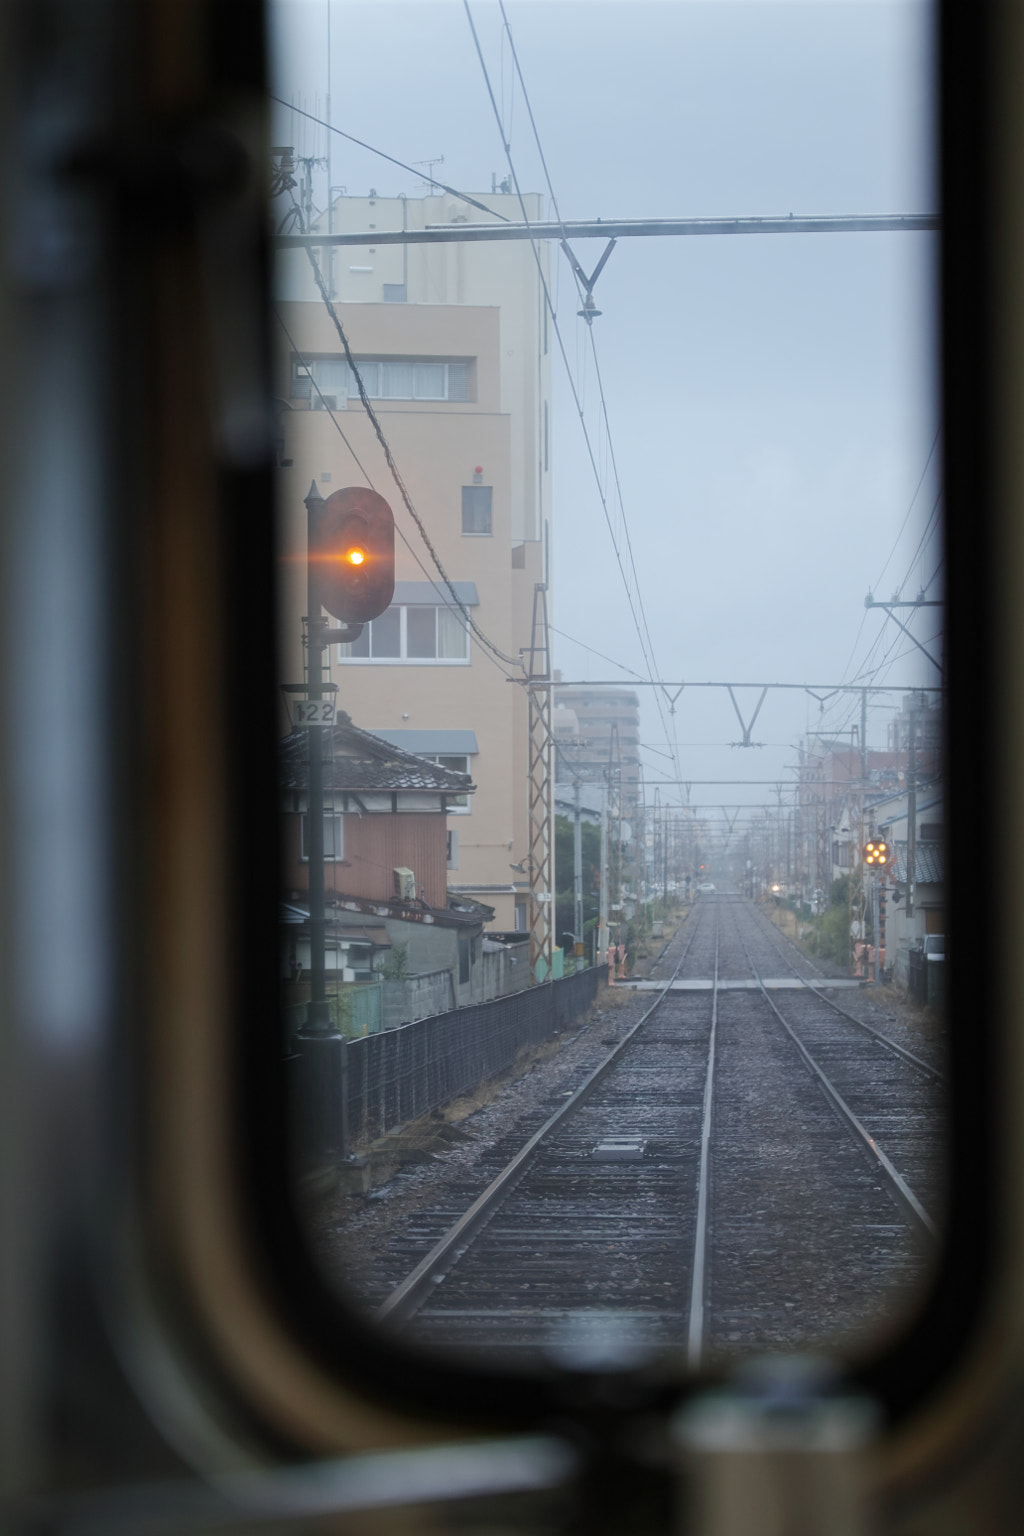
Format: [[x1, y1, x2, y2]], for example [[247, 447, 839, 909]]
[[270, 1, 940, 824]]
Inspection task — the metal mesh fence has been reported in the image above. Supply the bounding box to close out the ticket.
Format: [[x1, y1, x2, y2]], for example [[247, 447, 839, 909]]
[[345, 965, 602, 1144]]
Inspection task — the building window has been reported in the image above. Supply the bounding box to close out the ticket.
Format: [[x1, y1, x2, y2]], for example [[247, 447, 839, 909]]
[[337, 605, 470, 664], [446, 829, 459, 868], [424, 754, 471, 812], [462, 485, 492, 536], [292, 355, 471, 405], [300, 813, 344, 860], [458, 933, 471, 986]]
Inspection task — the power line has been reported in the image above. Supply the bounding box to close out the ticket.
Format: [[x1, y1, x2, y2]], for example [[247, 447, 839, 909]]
[[494, 0, 678, 780], [300, 241, 524, 672], [871, 427, 941, 594], [277, 332, 516, 683], [896, 487, 943, 595], [548, 625, 646, 682], [278, 283, 521, 679], [273, 308, 376, 485], [269, 95, 512, 224], [463, 0, 683, 799]]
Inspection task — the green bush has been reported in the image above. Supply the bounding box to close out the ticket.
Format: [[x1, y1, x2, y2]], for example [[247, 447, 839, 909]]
[[804, 877, 853, 968], [375, 942, 408, 981]]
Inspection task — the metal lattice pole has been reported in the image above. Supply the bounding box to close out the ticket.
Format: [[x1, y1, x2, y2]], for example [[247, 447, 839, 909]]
[[526, 585, 554, 981]]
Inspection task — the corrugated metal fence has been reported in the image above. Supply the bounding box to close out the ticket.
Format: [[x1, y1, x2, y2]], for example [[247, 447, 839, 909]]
[[344, 965, 602, 1144]]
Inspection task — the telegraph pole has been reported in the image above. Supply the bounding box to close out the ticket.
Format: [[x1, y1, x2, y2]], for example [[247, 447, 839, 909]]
[[598, 777, 610, 963], [573, 775, 584, 957], [907, 700, 918, 920]]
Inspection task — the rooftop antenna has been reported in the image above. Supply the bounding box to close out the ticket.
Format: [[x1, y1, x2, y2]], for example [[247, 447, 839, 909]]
[[415, 156, 446, 192]]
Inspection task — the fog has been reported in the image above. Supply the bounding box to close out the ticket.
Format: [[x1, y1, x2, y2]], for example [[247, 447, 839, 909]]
[[270, 0, 940, 819]]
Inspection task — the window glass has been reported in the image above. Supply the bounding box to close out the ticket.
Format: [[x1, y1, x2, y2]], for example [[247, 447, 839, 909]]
[[291, 355, 469, 401], [369, 607, 401, 658], [300, 813, 343, 860], [406, 606, 437, 657], [338, 624, 369, 659], [352, 360, 380, 396], [336, 605, 470, 663], [319, 357, 353, 395], [425, 753, 471, 809], [382, 361, 414, 398], [414, 362, 445, 398], [437, 606, 469, 659], [461, 485, 492, 535]]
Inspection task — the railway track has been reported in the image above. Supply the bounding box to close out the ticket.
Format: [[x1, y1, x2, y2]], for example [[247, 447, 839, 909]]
[[369, 896, 944, 1363]]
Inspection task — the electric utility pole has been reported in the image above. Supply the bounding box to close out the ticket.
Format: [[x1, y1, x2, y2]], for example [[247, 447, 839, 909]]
[[907, 700, 918, 920], [573, 772, 584, 957]]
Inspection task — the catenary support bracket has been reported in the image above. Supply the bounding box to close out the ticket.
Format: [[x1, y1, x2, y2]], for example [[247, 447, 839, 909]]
[[727, 685, 768, 748]]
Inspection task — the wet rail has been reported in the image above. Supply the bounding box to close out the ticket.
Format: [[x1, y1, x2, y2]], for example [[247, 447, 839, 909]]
[[369, 895, 943, 1360], [733, 921, 937, 1238], [376, 902, 721, 1353], [738, 901, 945, 1083]]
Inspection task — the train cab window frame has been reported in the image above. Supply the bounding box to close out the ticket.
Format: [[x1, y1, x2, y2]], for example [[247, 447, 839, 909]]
[[24, 0, 991, 1496], [250, 0, 987, 1446]]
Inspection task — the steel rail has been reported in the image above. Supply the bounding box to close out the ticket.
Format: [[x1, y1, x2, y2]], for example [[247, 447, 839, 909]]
[[736, 923, 938, 1240], [687, 920, 720, 1370], [375, 904, 710, 1327], [750, 906, 945, 1083]]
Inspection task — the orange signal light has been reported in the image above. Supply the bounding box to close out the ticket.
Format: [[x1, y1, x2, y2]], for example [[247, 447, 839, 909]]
[[311, 487, 395, 623]]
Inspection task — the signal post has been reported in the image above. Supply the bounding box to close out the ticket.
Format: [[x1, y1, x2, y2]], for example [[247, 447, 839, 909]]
[[297, 482, 394, 1161], [864, 836, 892, 986]]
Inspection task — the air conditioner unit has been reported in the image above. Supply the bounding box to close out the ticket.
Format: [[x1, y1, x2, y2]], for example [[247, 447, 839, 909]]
[[393, 867, 415, 900]]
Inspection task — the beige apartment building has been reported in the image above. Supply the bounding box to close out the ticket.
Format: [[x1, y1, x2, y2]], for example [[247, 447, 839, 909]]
[[274, 191, 552, 932]]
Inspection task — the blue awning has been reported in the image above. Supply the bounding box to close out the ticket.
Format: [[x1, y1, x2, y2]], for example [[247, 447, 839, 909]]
[[371, 729, 479, 756], [392, 580, 478, 607]]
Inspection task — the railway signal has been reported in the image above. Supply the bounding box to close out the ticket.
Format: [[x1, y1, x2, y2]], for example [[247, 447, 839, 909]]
[[864, 837, 891, 867], [311, 486, 395, 624]]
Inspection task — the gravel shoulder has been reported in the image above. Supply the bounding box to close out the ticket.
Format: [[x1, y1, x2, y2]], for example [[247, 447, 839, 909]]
[[304, 977, 677, 1304]]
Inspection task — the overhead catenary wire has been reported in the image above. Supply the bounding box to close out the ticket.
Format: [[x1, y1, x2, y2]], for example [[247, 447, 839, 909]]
[[494, 0, 681, 779], [871, 427, 941, 595], [463, 0, 684, 798], [548, 625, 647, 682]]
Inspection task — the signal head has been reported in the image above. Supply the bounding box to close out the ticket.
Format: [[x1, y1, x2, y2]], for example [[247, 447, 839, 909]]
[[311, 487, 395, 624]]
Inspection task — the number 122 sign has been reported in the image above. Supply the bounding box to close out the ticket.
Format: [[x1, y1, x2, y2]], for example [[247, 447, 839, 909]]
[[293, 699, 336, 727]]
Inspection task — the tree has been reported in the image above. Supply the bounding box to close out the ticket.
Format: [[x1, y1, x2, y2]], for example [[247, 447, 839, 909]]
[[554, 814, 602, 952]]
